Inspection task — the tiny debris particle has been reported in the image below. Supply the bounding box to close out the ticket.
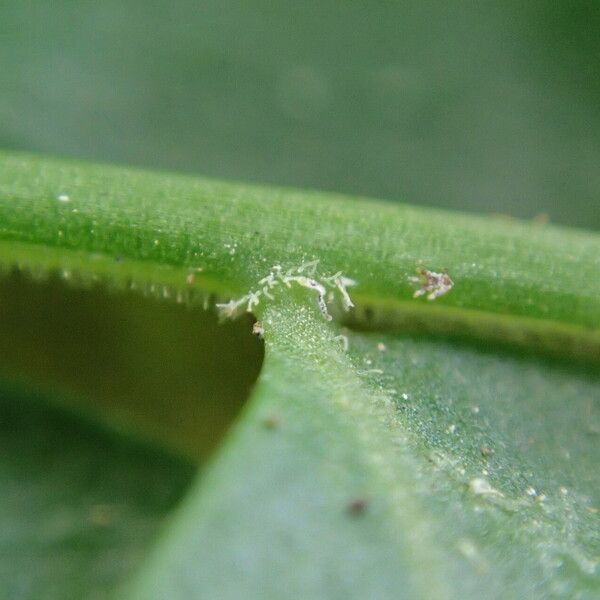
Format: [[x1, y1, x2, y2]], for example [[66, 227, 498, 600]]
[[585, 506, 598, 514], [56, 193, 70, 203], [559, 486, 569, 496], [456, 538, 477, 559], [377, 342, 386, 351], [456, 538, 489, 574], [480, 446, 493, 458], [334, 334, 349, 352], [186, 267, 204, 285], [526, 486, 547, 502], [469, 477, 504, 497], [456, 539, 478, 559], [401, 393, 409, 401], [409, 266, 454, 300], [347, 497, 369, 516], [252, 321, 264, 338]]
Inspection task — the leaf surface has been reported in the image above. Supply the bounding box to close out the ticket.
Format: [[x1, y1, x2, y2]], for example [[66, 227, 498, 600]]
[[0, 152, 599, 598], [126, 302, 600, 599]]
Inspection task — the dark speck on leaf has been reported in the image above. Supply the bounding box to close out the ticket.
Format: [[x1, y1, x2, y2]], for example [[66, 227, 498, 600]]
[[347, 497, 368, 516]]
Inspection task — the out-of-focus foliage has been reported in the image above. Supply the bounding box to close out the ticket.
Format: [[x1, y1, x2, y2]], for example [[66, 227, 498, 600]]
[[1, 1, 599, 227]]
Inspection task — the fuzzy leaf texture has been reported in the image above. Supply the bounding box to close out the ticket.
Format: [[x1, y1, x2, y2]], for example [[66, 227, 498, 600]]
[[0, 151, 599, 600]]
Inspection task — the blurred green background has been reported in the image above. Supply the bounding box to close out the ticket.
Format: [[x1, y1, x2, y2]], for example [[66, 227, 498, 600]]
[[1, 1, 599, 228]]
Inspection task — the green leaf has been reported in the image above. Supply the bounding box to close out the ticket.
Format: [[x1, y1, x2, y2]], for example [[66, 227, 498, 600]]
[[126, 303, 600, 599], [0, 151, 599, 598]]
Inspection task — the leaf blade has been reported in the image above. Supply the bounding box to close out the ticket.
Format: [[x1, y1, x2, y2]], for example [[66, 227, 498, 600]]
[[125, 303, 600, 599]]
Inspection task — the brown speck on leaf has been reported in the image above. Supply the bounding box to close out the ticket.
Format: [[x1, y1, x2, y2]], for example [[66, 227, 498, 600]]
[[480, 446, 493, 458], [263, 415, 280, 430], [347, 497, 369, 516]]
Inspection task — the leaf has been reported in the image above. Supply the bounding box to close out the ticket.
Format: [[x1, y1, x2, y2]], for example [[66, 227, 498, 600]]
[[125, 302, 600, 599], [0, 151, 599, 598]]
